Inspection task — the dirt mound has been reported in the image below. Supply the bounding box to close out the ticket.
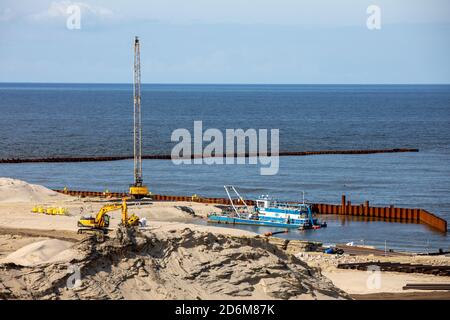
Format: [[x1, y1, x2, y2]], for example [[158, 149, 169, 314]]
[[0, 228, 350, 300], [0, 178, 68, 203], [0, 239, 77, 267]]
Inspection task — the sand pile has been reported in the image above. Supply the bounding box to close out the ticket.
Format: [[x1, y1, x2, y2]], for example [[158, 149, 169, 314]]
[[0, 227, 349, 300], [0, 239, 77, 267], [0, 178, 68, 203]]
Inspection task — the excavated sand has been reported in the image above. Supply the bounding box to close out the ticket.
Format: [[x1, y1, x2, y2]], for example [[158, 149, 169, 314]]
[[0, 178, 68, 203], [0, 227, 349, 300], [0, 239, 76, 267]]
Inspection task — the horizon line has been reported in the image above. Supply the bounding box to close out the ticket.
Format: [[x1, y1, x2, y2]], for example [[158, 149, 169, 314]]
[[1, 81, 450, 86]]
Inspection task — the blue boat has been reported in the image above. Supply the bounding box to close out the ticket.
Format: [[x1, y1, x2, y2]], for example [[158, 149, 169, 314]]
[[207, 186, 327, 230]]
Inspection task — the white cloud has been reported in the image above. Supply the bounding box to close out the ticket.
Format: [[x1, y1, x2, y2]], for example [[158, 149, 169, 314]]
[[98, 0, 450, 26], [3, 0, 450, 27]]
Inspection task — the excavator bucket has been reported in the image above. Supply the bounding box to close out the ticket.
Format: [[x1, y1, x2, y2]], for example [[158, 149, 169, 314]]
[[127, 214, 140, 226]]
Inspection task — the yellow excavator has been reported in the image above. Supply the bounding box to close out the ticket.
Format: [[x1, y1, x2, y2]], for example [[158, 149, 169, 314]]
[[77, 198, 140, 234]]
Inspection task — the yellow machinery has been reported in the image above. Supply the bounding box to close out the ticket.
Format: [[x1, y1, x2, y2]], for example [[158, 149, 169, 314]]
[[129, 185, 149, 199], [32, 206, 67, 215], [129, 36, 149, 199], [77, 198, 140, 234]]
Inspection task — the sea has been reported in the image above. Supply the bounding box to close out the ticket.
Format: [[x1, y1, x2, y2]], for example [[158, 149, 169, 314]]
[[0, 83, 449, 252]]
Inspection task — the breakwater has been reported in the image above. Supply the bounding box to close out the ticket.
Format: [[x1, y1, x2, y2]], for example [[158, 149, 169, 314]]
[[0, 148, 419, 164]]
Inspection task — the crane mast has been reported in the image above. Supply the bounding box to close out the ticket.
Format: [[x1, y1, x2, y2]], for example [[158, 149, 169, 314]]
[[133, 36, 142, 185], [129, 36, 149, 199]]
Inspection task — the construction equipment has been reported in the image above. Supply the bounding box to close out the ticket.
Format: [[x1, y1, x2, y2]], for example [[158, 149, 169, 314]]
[[129, 36, 149, 199], [77, 198, 140, 234], [223, 185, 251, 218], [31, 206, 68, 215]]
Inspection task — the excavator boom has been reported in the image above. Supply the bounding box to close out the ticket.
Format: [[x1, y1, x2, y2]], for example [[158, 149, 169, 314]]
[[95, 203, 123, 226]]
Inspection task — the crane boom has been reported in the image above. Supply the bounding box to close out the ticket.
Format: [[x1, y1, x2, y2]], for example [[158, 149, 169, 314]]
[[133, 36, 143, 185], [129, 36, 149, 199]]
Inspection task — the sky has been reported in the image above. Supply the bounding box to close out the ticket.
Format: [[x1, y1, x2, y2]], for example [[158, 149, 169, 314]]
[[0, 0, 449, 84]]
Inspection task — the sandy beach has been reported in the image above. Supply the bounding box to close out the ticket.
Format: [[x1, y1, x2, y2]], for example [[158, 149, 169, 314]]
[[0, 178, 449, 300]]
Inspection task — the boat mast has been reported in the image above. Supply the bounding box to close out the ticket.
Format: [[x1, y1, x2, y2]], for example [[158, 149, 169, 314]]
[[224, 185, 249, 217]]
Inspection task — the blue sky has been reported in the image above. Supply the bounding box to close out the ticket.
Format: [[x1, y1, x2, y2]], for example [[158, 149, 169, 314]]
[[0, 0, 449, 83]]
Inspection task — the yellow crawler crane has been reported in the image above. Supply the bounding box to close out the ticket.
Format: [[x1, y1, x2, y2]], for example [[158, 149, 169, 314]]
[[77, 198, 140, 234], [129, 36, 149, 199]]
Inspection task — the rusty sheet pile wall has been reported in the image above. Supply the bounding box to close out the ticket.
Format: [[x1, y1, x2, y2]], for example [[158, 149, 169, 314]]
[[312, 195, 447, 233], [418, 209, 447, 233]]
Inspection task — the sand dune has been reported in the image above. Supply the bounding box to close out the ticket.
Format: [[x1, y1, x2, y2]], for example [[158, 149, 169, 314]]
[[0, 239, 77, 267], [0, 178, 69, 203]]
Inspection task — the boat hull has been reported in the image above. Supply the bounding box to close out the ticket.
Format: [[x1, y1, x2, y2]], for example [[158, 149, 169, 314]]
[[207, 214, 303, 228]]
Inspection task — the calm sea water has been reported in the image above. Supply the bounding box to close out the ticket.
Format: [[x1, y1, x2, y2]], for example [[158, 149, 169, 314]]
[[0, 83, 449, 252]]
